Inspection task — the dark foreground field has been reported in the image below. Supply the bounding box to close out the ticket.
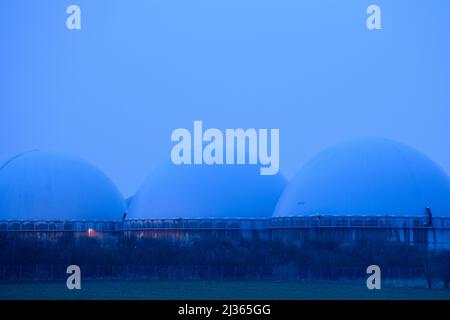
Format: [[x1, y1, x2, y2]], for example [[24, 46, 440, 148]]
[[0, 280, 449, 300]]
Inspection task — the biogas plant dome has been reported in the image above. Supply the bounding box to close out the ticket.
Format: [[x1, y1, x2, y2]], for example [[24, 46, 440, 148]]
[[274, 138, 450, 217], [0, 150, 126, 221], [128, 163, 287, 219]]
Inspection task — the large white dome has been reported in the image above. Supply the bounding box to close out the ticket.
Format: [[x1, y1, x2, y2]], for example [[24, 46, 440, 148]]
[[128, 163, 287, 219], [274, 138, 450, 217], [0, 150, 126, 221]]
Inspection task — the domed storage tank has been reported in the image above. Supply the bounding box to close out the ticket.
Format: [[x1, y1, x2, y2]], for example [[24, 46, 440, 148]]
[[128, 163, 286, 219], [0, 150, 126, 221], [274, 138, 450, 217]]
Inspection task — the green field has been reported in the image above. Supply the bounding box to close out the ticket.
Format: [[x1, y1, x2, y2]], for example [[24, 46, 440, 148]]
[[0, 280, 450, 300]]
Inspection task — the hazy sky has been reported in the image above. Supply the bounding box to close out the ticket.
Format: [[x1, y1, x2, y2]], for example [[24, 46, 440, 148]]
[[1, 0, 449, 197]]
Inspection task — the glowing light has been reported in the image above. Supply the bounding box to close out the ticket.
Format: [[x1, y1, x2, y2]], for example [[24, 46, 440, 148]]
[[87, 228, 95, 237]]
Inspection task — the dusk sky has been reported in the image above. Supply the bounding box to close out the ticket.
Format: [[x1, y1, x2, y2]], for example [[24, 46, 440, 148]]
[[1, 0, 449, 197]]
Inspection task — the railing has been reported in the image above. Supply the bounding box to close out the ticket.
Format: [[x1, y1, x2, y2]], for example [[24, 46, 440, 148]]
[[1, 216, 449, 232], [0, 220, 122, 232]]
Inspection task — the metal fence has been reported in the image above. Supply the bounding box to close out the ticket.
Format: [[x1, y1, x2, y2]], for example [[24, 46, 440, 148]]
[[1, 216, 450, 232], [1, 216, 449, 248], [0, 264, 432, 282]]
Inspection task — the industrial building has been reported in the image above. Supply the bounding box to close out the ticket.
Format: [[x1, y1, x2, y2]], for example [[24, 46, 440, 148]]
[[128, 162, 287, 219], [1, 138, 450, 249], [0, 150, 126, 221]]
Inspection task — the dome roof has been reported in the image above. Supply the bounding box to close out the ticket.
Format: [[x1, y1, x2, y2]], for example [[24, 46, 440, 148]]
[[274, 138, 450, 217], [128, 163, 286, 219], [0, 150, 126, 220]]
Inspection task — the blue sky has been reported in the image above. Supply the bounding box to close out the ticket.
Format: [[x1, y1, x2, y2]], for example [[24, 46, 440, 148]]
[[1, 0, 449, 197]]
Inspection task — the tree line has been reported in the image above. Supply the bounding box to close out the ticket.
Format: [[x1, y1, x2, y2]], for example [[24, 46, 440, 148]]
[[0, 234, 448, 286]]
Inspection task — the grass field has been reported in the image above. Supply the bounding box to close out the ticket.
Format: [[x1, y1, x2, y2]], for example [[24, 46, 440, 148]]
[[0, 280, 450, 300]]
